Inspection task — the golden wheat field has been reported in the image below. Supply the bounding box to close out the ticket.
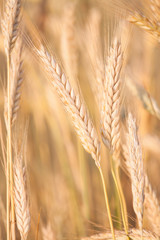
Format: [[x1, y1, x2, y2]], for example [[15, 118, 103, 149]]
[[0, 0, 160, 239]]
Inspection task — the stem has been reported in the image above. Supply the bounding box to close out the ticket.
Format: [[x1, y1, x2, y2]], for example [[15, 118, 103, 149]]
[[98, 165, 116, 240], [116, 166, 128, 229], [7, 55, 15, 240], [111, 161, 130, 240], [6, 139, 10, 240], [6, 56, 10, 240]]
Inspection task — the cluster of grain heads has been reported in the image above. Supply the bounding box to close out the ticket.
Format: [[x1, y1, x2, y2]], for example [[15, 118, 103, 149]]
[[14, 158, 30, 240], [126, 113, 145, 233], [31, 42, 116, 239], [1, 0, 160, 239]]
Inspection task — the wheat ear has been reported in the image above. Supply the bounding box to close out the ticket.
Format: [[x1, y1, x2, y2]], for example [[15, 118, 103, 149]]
[[144, 175, 160, 236], [128, 13, 160, 41], [35, 44, 100, 165], [126, 113, 145, 233], [122, 143, 160, 236], [126, 77, 160, 120], [14, 160, 30, 240], [11, 43, 23, 125], [100, 38, 129, 238], [150, 0, 160, 22], [82, 229, 159, 240], [101, 38, 122, 163], [1, 0, 22, 56]]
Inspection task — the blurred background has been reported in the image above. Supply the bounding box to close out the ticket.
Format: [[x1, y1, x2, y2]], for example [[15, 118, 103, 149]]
[[0, 0, 160, 239]]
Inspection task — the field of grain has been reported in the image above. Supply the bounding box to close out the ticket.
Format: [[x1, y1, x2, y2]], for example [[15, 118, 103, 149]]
[[0, 0, 160, 240]]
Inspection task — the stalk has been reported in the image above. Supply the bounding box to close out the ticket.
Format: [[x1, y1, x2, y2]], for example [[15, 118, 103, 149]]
[[111, 159, 130, 240], [7, 55, 15, 240], [98, 165, 116, 240]]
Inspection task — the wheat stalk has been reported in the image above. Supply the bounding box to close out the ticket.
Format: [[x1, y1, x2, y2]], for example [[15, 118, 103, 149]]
[[0, 197, 7, 232], [126, 113, 145, 232], [1, 1, 22, 239], [14, 160, 30, 240]]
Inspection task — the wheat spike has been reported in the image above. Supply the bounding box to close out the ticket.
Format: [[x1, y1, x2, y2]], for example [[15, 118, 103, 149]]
[[34, 44, 101, 165], [128, 12, 160, 40], [126, 113, 145, 231], [126, 78, 160, 120], [122, 142, 160, 235], [150, 0, 160, 23], [82, 229, 159, 240], [101, 38, 123, 164], [4, 41, 24, 126], [14, 160, 30, 240], [1, 0, 22, 56], [144, 175, 160, 236], [11, 44, 23, 125]]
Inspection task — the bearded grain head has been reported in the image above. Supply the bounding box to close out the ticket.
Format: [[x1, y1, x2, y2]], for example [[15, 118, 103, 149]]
[[101, 38, 123, 164], [14, 160, 30, 240], [1, 0, 22, 56], [34, 44, 101, 166], [126, 113, 145, 231]]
